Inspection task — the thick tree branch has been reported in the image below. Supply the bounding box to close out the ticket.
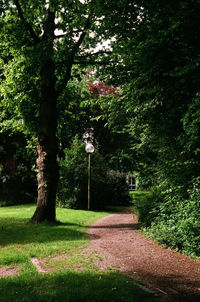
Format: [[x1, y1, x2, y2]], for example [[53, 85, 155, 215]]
[[54, 33, 67, 39], [73, 49, 117, 66], [55, 29, 80, 39], [74, 60, 119, 65], [42, 9, 56, 40], [73, 17, 91, 53], [77, 51, 113, 58], [57, 16, 91, 95], [73, 61, 108, 65], [14, 0, 40, 43]]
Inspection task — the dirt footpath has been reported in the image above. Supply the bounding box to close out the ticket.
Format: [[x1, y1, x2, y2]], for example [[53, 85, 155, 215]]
[[84, 210, 200, 302]]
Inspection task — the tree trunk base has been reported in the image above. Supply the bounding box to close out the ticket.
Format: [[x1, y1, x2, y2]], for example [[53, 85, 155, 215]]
[[31, 204, 56, 223]]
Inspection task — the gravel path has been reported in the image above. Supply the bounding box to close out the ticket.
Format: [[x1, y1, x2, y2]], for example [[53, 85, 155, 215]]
[[84, 210, 200, 302]]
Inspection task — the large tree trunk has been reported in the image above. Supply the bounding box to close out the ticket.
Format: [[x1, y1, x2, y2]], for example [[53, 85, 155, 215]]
[[31, 10, 59, 223], [31, 57, 59, 223]]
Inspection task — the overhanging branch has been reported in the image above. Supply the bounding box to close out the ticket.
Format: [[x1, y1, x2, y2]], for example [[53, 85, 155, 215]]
[[74, 60, 119, 65], [14, 0, 40, 43], [73, 17, 91, 53], [56, 16, 92, 95], [77, 50, 113, 58]]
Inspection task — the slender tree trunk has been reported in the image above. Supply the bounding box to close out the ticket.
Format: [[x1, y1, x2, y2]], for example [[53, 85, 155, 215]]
[[31, 10, 59, 223]]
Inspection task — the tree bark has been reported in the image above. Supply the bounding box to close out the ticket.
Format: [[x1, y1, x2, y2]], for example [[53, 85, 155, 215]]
[[31, 10, 59, 223], [31, 8, 89, 222], [31, 58, 59, 223], [31, 56, 59, 223]]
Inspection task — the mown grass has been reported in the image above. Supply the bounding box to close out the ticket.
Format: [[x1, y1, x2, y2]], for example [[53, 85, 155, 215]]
[[0, 204, 165, 302], [0, 204, 111, 264]]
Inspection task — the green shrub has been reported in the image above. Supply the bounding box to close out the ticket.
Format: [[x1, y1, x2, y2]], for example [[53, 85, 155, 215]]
[[106, 170, 130, 206], [56, 137, 130, 210], [131, 188, 162, 227], [146, 178, 200, 258], [0, 163, 37, 206], [0, 133, 37, 206]]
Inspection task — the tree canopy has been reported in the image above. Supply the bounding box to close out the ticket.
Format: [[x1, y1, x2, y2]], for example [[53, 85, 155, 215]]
[[1, 0, 200, 259], [0, 0, 139, 222]]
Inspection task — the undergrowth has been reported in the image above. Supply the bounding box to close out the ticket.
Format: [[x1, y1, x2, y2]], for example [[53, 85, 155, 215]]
[[131, 179, 200, 259]]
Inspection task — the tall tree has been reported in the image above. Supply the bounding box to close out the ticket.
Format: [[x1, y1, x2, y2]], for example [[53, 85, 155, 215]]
[[0, 0, 138, 222]]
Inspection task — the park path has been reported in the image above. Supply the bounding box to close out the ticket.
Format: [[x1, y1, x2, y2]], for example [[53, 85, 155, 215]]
[[84, 209, 200, 302]]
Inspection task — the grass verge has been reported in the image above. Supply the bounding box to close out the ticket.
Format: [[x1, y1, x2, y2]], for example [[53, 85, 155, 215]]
[[0, 204, 165, 302]]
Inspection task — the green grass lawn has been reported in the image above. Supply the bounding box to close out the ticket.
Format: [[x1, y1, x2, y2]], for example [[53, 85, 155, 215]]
[[0, 204, 165, 302]]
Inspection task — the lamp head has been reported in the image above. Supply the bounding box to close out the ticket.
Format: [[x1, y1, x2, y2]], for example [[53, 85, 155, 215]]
[[85, 142, 95, 153]]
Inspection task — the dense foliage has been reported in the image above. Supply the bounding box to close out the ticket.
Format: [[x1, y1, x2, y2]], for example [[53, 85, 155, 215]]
[[0, 0, 138, 221], [120, 1, 200, 258], [57, 137, 130, 210], [146, 178, 200, 258], [0, 132, 37, 205], [132, 180, 200, 259]]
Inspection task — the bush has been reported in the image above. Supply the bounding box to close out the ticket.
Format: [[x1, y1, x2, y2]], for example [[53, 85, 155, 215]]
[[0, 133, 37, 206], [145, 178, 200, 258], [131, 188, 162, 227], [0, 163, 37, 206], [56, 137, 130, 210], [106, 170, 130, 206]]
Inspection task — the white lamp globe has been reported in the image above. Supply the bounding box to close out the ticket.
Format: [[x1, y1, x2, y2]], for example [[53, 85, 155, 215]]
[[85, 142, 95, 153]]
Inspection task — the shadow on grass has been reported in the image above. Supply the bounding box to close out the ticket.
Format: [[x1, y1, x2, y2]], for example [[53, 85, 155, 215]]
[[0, 217, 90, 247], [0, 270, 165, 302], [0, 208, 133, 247]]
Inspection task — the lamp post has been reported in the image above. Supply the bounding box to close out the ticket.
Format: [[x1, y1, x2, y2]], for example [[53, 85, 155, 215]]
[[85, 142, 95, 210]]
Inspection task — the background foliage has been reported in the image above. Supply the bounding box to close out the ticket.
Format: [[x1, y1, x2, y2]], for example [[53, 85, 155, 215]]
[[108, 0, 200, 258], [57, 137, 130, 210]]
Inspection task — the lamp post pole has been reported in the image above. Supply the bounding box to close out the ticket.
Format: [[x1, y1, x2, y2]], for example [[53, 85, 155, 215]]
[[88, 152, 91, 210], [85, 142, 95, 210]]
